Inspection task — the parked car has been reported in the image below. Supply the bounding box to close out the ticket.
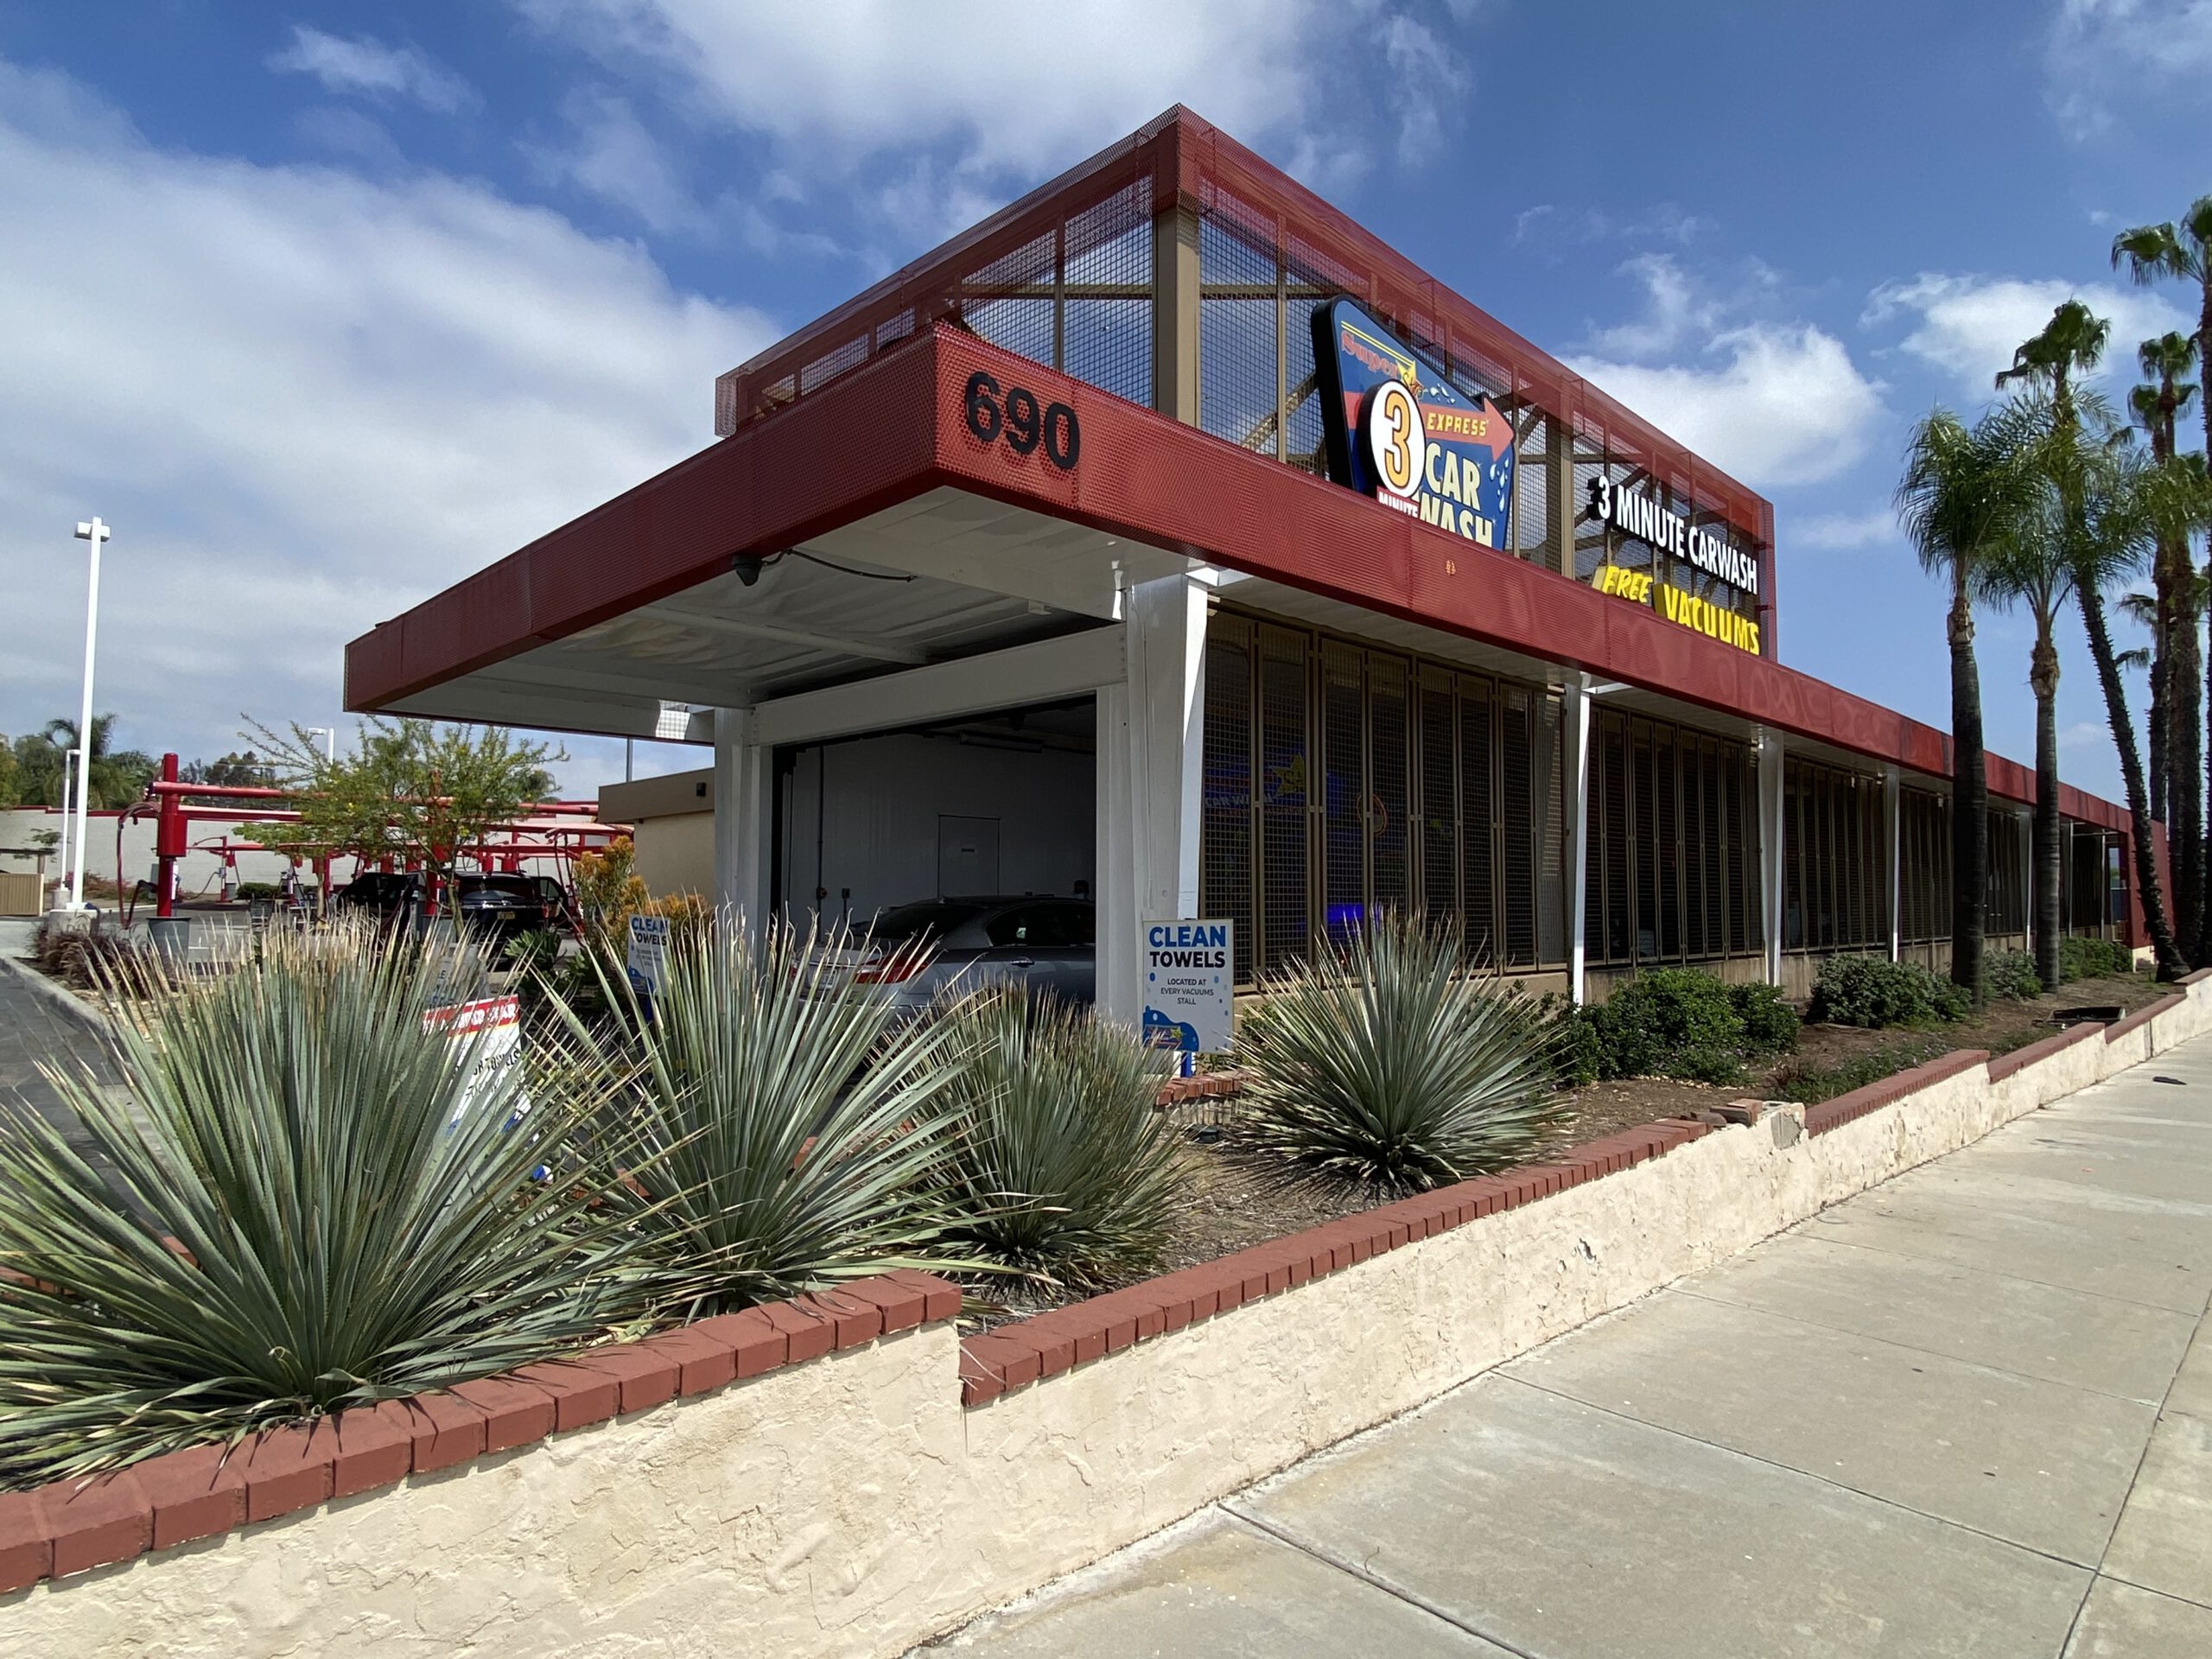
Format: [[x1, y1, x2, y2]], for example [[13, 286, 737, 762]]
[[823, 895, 1096, 1014], [331, 872, 577, 950]]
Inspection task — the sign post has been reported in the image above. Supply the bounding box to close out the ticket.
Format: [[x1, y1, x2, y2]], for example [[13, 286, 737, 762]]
[[1141, 918, 1234, 1062]]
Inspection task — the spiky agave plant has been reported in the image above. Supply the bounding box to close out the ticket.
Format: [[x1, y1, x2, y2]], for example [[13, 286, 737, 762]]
[[934, 989, 1181, 1288], [567, 912, 976, 1311], [1240, 912, 1562, 1194], [0, 923, 664, 1487]]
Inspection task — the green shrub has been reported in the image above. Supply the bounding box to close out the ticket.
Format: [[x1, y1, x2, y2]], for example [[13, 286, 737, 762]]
[[1768, 1036, 1951, 1105], [1534, 992, 1605, 1087], [235, 880, 281, 903], [2060, 936, 2136, 982], [1591, 968, 1750, 1084], [1985, 949, 2043, 1001], [1241, 914, 1561, 1193], [0, 924, 662, 1486], [934, 990, 1179, 1288], [565, 913, 973, 1313], [1807, 954, 1970, 1028], [1728, 980, 1801, 1057]]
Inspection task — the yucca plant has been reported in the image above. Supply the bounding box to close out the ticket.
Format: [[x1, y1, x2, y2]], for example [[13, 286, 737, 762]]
[[1240, 912, 1562, 1194], [565, 912, 975, 1312], [934, 989, 1181, 1289], [0, 924, 664, 1488]]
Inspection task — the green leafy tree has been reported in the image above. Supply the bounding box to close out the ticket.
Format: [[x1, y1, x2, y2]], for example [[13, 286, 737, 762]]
[[245, 717, 563, 918], [1897, 404, 2044, 1006]]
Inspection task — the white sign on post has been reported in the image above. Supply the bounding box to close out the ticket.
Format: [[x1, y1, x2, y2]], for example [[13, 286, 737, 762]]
[[626, 914, 671, 995], [1141, 918, 1234, 1054], [423, 994, 524, 1123]]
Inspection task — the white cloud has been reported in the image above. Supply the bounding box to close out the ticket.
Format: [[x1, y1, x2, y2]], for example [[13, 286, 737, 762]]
[[1864, 271, 2189, 397], [2047, 0, 2212, 139], [513, 0, 1470, 202], [1789, 508, 1897, 550], [1567, 255, 1882, 488], [531, 91, 706, 234], [1573, 327, 1885, 487], [0, 60, 772, 793], [1585, 253, 1717, 358], [267, 27, 476, 115]]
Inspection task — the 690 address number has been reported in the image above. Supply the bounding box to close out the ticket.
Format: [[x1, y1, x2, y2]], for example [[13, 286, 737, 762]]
[[963, 371, 1079, 471]]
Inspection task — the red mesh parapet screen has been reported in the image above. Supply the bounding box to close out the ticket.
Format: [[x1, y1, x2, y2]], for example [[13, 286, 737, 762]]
[[713, 113, 1174, 433], [717, 107, 1776, 631]]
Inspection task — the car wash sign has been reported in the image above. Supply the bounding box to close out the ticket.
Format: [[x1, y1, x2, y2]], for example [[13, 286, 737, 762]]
[[1313, 297, 1515, 550], [1142, 918, 1233, 1055]]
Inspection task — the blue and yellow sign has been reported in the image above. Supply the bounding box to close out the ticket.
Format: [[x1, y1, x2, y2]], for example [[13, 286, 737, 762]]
[[1312, 297, 1515, 549]]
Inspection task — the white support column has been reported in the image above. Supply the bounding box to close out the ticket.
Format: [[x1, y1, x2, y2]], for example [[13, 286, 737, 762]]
[[712, 706, 773, 931], [1885, 766, 1902, 963], [2020, 807, 2034, 951], [1758, 728, 1786, 987], [1566, 674, 1593, 1005], [1095, 681, 1137, 1024], [1099, 574, 1207, 1027]]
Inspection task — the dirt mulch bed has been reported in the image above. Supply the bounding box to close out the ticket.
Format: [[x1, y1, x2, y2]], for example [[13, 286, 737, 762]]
[[1552, 970, 2164, 1142], [963, 969, 2171, 1330]]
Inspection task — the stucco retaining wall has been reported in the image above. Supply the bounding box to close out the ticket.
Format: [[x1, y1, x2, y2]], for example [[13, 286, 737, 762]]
[[8, 971, 2211, 1657]]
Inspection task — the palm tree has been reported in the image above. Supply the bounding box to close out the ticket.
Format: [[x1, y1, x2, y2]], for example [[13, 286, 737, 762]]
[[1898, 405, 2042, 1004], [40, 712, 155, 810], [1974, 394, 2073, 989], [1991, 305, 2123, 986], [1998, 299, 2111, 418], [2129, 334, 2202, 950], [2115, 204, 2212, 962], [2001, 304, 2190, 977], [2113, 199, 2212, 474], [2116, 587, 2164, 785], [2051, 410, 2193, 978]]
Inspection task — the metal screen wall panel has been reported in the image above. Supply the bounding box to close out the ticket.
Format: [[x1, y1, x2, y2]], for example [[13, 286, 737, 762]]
[[1461, 677, 1497, 963], [1258, 624, 1311, 976], [1370, 655, 1412, 917], [1500, 686, 1536, 968], [1535, 692, 1569, 965], [1202, 617, 1257, 984], [1321, 641, 1365, 936], [1418, 670, 1458, 935]]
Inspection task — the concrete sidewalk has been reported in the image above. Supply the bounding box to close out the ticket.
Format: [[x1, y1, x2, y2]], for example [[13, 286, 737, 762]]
[[931, 1035, 2212, 1657]]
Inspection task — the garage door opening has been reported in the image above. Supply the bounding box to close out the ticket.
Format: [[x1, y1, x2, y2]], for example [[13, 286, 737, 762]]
[[773, 696, 1096, 937]]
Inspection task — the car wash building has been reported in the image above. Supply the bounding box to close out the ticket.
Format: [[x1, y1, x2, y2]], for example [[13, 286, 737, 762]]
[[345, 107, 2139, 1023]]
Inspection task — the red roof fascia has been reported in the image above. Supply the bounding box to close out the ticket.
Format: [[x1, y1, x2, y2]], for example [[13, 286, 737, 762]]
[[346, 324, 2121, 830]]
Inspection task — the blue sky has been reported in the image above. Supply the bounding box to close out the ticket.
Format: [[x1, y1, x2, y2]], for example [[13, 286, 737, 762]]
[[1, 0, 2208, 798]]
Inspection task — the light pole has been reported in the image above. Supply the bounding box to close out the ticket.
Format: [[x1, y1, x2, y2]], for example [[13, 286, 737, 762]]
[[304, 726, 337, 762], [66, 518, 110, 913]]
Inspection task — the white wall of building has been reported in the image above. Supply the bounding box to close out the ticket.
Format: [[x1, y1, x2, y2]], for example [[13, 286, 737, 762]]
[[0, 807, 365, 898], [780, 730, 1095, 930]]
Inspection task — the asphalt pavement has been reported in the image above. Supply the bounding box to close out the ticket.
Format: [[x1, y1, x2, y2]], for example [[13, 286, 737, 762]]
[[0, 916, 119, 1168], [931, 1033, 2212, 1658]]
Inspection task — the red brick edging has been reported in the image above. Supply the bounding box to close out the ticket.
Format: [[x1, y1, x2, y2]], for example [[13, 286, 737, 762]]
[[1803, 1048, 1990, 1135], [0, 1270, 960, 1594], [958, 1119, 1714, 1408]]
